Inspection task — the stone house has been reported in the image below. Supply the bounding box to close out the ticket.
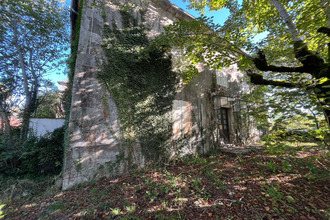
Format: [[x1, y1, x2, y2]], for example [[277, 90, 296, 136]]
[[62, 0, 259, 189]]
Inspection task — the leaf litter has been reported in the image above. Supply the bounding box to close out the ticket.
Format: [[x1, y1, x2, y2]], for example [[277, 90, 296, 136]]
[[2, 146, 329, 219]]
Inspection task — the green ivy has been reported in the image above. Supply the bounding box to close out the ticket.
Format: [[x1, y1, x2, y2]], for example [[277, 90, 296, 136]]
[[99, 7, 177, 162], [63, 0, 84, 152]]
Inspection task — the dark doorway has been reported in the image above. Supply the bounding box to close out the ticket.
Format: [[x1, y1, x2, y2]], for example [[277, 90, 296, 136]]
[[217, 108, 230, 143]]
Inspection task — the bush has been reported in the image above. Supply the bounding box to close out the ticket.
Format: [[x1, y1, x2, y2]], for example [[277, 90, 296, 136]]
[[0, 126, 65, 177]]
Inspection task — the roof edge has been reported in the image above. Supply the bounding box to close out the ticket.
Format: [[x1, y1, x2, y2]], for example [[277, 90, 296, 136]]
[[151, 0, 195, 21]]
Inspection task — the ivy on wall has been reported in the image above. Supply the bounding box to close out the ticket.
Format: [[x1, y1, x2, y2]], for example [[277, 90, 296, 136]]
[[99, 7, 178, 162], [63, 0, 84, 153]]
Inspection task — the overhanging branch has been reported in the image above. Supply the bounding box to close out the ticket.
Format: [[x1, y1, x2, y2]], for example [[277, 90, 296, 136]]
[[253, 50, 308, 73], [247, 70, 299, 88]]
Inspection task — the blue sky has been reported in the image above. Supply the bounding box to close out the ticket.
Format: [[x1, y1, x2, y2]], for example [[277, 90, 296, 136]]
[[46, 0, 230, 88], [45, 0, 71, 88], [169, 0, 230, 25], [46, 66, 69, 88]]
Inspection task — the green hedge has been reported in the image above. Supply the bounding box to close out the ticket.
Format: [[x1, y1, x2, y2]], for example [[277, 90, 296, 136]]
[[0, 126, 65, 177]]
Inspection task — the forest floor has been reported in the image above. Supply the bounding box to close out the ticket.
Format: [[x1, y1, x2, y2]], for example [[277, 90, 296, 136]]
[[1, 144, 329, 219]]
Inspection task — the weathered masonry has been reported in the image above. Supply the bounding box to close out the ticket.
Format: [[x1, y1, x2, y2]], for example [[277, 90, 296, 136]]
[[63, 0, 259, 190]]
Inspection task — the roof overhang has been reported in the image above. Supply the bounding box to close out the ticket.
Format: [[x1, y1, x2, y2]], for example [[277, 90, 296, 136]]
[[151, 0, 195, 21]]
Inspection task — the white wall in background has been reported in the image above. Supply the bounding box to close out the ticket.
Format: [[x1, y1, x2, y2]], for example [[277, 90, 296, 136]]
[[29, 118, 65, 137]]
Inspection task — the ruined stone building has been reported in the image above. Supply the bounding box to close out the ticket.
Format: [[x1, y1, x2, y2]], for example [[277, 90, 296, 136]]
[[63, 0, 260, 189]]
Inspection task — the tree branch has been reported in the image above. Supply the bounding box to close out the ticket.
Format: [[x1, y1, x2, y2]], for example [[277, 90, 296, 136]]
[[203, 32, 255, 61], [213, 34, 254, 61], [293, 41, 327, 75], [317, 27, 330, 37], [253, 50, 309, 73], [12, 22, 30, 106], [269, 0, 301, 42], [246, 70, 298, 88]]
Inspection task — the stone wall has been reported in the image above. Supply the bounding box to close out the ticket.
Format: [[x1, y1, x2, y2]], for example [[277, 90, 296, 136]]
[[62, 0, 196, 190], [62, 0, 259, 190]]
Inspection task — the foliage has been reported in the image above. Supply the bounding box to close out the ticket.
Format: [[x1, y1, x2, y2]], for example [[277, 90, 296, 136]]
[[34, 90, 65, 119], [243, 84, 330, 147], [99, 7, 177, 162], [0, 0, 69, 139], [0, 204, 4, 219], [0, 126, 65, 176], [156, 0, 330, 129]]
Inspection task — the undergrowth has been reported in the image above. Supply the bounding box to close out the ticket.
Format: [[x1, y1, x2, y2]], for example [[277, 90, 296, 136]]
[[2, 144, 329, 219]]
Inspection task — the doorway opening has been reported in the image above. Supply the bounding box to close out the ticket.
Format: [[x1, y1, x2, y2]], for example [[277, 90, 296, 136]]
[[217, 108, 230, 143]]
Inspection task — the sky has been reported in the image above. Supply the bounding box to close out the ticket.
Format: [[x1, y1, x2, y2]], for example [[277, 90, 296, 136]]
[[46, 0, 231, 88], [46, 65, 69, 88], [44, 0, 71, 88], [169, 0, 230, 25]]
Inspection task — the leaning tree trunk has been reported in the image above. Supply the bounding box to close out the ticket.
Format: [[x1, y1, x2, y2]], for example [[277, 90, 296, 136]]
[[243, 0, 330, 130], [269, 0, 330, 129]]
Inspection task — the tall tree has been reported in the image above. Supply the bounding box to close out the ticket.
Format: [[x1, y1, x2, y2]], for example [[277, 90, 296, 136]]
[[156, 0, 330, 128], [0, 0, 69, 140]]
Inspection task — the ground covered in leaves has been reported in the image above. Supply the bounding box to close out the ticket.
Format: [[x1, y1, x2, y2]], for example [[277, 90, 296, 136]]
[[1, 145, 329, 219]]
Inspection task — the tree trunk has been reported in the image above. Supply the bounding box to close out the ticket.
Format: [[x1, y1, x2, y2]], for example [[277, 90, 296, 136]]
[[269, 0, 301, 42], [267, 0, 330, 129], [0, 107, 11, 140], [0, 84, 11, 140], [12, 21, 31, 140]]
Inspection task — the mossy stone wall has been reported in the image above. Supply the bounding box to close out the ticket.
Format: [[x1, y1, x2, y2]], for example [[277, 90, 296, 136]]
[[62, 0, 194, 190], [62, 0, 256, 190]]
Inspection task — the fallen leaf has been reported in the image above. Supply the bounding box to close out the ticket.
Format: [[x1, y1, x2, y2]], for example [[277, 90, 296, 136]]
[[286, 196, 294, 203]]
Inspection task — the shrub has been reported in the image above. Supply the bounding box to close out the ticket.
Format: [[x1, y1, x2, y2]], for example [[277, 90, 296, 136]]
[[0, 126, 65, 177]]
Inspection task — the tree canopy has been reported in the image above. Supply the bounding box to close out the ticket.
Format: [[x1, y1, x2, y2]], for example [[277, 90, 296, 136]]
[[0, 0, 69, 139], [156, 0, 330, 131]]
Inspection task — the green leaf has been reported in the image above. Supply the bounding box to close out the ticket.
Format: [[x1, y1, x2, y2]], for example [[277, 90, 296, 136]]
[[319, 77, 329, 84]]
